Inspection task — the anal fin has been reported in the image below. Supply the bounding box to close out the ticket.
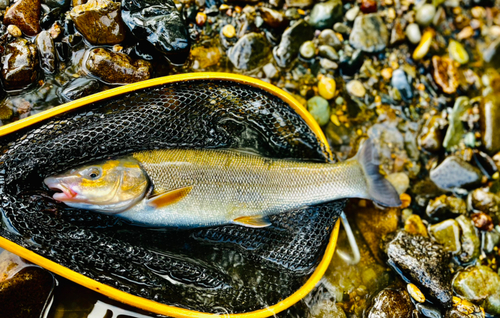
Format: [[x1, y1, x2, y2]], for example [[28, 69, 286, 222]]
[[233, 215, 272, 228], [146, 186, 192, 208]]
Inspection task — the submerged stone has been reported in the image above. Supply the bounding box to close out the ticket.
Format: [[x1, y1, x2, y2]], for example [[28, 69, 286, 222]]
[[318, 29, 342, 50], [1, 38, 38, 90], [191, 46, 221, 69], [426, 195, 466, 220], [456, 215, 480, 264], [418, 115, 447, 153], [432, 56, 459, 94], [121, 0, 190, 63], [273, 20, 314, 68], [349, 13, 389, 53], [430, 156, 482, 191], [391, 69, 413, 101], [3, 0, 41, 36], [443, 97, 471, 150], [429, 219, 461, 254], [366, 288, 413, 318], [383, 230, 453, 308], [453, 265, 500, 316], [36, 31, 56, 74], [228, 33, 270, 71], [61, 77, 101, 101], [86, 48, 151, 84], [259, 7, 288, 28], [480, 92, 500, 154], [308, 0, 343, 29], [307, 96, 330, 126], [70, 0, 126, 45]]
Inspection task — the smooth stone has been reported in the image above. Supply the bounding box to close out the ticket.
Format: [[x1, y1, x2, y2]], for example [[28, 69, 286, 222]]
[[3, 0, 41, 36], [263, 63, 278, 79], [432, 56, 459, 94], [345, 6, 359, 21], [430, 156, 482, 191], [318, 29, 342, 50], [299, 41, 315, 59], [445, 299, 484, 318], [307, 96, 330, 126], [121, 0, 190, 63], [390, 18, 406, 45], [319, 58, 338, 70], [391, 69, 413, 101], [7, 25, 22, 37], [406, 23, 422, 44], [453, 265, 500, 315], [36, 31, 56, 74], [61, 77, 100, 101], [259, 7, 288, 28], [229, 32, 270, 71], [484, 229, 500, 253], [456, 215, 481, 264], [360, 0, 378, 13], [413, 30, 433, 60], [346, 80, 366, 97], [70, 0, 126, 45], [383, 231, 453, 308], [285, 0, 313, 7], [416, 303, 442, 318], [480, 92, 500, 154], [1, 38, 38, 90], [309, 299, 347, 317], [448, 40, 469, 65], [426, 195, 466, 220], [415, 4, 436, 26], [366, 288, 413, 318], [318, 45, 339, 60], [309, 0, 342, 30], [222, 24, 236, 38], [408, 283, 426, 303], [86, 48, 151, 84], [443, 97, 471, 150], [429, 219, 461, 254], [0, 0, 8, 9], [386, 172, 410, 195], [418, 115, 447, 153], [333, 22, 350, 34], [404, 214, 428, 237], [318, 76, 336, 100], [470, 189, 500, 224], [349, 13, 389, 53], [483, 38, 500, 68], [273, 20, 314, 68], [190, 46, 221, 69]]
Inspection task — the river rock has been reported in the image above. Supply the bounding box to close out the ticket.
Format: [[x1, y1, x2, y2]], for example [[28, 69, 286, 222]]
[[366, 288, 413, 318], [36, 31, 56, 74], [228, 33, 270, 71], [61, 77, 101, 101], [418, 115, 447, 153], [391, 69, 413, 101], [406, 23, 421, 44], [480, 91, 500, 154], [308, 0, 342, 29], [1, 38, 38, 90], [432, 56, 459, 94], [285, 0, 313, 8], [259, 7, 288, 28], [191, 46, 221, 69], [415, 4, 436, 26], [273, 20, 314, 68], [318, 29, 342, 50], [429, 219, 461, 254], [426, 195, 466, 220], [456, 215, 480, 264], [3, 0, 41, 36], [86, 48, 151, 84], [122, 0, 190, 63], [307, 96, 330, 126], [470, 188, 500, 223], [383, 230, 453, 308], [349, 13, 389, 53], [453, 265, 500, 316], [483, 38, 500, 68], [430, 156, 482, 191], [70, 0, 126, 45], [443, 97, 471, 150]]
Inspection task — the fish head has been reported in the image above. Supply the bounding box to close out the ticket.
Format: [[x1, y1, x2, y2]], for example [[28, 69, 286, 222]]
[[44, 158, 149, 213]]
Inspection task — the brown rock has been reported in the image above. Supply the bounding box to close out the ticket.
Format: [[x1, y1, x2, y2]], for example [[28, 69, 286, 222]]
[[259, 7, 288, 28], [471, 212, 494, 231], [70, 0, 126, 45], [1, 38, 38, 90], [432, 56, 459, 94], [36, 31, 56, 74], [3, 0, 41, 36], [361, 0, 377, 13], [86, 48, 151, 84], [367, 288, 413, 318], [418, 115, 448, 153]]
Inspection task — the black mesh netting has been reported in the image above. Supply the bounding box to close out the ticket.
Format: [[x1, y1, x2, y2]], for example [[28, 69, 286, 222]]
[[0, 79, 344, 314]]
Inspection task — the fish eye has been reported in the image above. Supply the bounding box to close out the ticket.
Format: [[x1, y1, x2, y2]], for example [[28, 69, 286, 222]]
[[84, 167, 102, 180]]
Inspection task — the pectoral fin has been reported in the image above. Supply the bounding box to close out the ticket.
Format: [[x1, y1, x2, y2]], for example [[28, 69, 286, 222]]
[[233, 215, 272, 228], [146, 186, 192, 208]]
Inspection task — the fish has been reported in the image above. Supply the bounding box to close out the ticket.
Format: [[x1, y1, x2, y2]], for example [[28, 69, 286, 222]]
[[44, 139, 401, 228]]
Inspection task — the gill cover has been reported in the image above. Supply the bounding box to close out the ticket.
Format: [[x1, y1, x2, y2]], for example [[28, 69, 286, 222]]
[[0, 74, 343, 317]]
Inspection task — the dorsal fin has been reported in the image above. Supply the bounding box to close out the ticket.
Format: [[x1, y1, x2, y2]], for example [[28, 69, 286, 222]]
[[232, 215, 272, 228], [146, 186, 193, 208]]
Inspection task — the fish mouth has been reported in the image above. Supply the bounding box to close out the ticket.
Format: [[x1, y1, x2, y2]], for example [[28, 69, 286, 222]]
[[44, 177, 77, 201]]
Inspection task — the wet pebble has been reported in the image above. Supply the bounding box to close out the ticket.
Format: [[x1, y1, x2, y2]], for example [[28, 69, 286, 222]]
[[3, 0, 41, 36], [432, 56, 459, 94], [453, 265, 500, 316], [349, 13, 389, 53], [308, 0, 343, 30], [285, 0, 313, 8], [259, 7, 288, 28], [346, 80, 366, 98], [413, 30, 433, 60], [229, 33, 270, 71], [86, 48, 151, 84], [319, 58, 338, 70], [416, 4, 436, 26], [191, 46, 221, 69], [121, 0, 190, 63], [7, 25, 22, 37], [383, 230, 453, 307], [307, 96, 330, 126], [446, 297, 485, 318], [318, 45, 338, 61], [222, 24, 236, 38], [456, 215, 480, 264], [318, 76, 336, 100], [36, 30, 56, 74], [386, 172, 410, 195], [299, 41, 315, 59], [391, 69, 413, 101], [408, 283, 426, 303], [470, 212, 493, 231], [416, 303, 442, 318], [418, 115, 447, 153], [404, 214, 428, 237], [443, 97, 471, 150], [1, 38, 38, 90], [345, 6, 359, 21], [318, 29, 342, 50], [333, 22, 350, 34], [448, 40, 469, 65], [470, 189, 500, 223], [429, 219, 461, 254], [61, 77, 101, 101], [430, 156, 482, 191], [263, 63, 278, 79], [0, 0, 8, 9], [273, 20, 314, 68], [309, 298, 347, 317], [360, 0, 377, 13], [406, 23, 421, 45], [480, 91, 500, 154], [426, 195, 466, 220], [70, 0, 126, 45], [366, 288, 414, 318], [195, 12, 207, 26]]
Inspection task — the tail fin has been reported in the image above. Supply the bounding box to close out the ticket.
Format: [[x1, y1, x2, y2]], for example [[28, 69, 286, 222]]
[[356, 139, 402, 207]]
